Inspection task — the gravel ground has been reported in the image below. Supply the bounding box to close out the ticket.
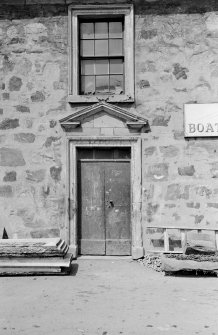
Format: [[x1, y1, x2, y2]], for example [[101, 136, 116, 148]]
[[1, 258, 218, 335]]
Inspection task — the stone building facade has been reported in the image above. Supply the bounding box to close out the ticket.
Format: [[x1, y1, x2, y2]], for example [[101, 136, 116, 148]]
[[1, 0, 218, 258]]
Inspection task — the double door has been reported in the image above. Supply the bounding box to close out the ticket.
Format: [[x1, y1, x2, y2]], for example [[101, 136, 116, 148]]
[[77, 148, 131, 255]]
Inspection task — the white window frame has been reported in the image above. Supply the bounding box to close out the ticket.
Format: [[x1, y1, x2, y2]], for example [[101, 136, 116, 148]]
[[68, 4, 134, 103]]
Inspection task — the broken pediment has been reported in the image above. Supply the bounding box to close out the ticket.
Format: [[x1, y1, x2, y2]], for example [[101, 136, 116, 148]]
[[59, 102, 148, 133]]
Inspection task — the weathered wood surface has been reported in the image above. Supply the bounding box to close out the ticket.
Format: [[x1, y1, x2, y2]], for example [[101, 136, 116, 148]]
[[78, 161, 105, 255], [161, 255, 218, 273], [182, 231, 216, 255], [78, 159, 131, 255], [105, 162, 131, 256], [0, 238, 69, 257]]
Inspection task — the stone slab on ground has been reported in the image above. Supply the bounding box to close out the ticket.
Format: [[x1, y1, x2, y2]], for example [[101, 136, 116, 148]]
[[0, 253, 73, 275], [0, 238, 69, 257], [161, 254, 218, 274]]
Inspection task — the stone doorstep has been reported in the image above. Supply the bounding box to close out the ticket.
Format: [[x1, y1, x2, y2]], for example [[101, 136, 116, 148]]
[[0, 253, 73, 275]]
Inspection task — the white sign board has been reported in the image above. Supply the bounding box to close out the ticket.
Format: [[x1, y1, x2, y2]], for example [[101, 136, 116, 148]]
[[184, 103, 218, 137]]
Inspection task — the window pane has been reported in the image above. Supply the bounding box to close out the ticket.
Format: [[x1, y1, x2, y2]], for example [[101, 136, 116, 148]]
[[96, 76, 109, 94], [80, 23, 94, 39], [77, 148, 94, 160], [95, 22, 108, 39], [81, 76, 95, 95], [94, 148, 113, 159], [113, 148, 131, 159], [110, 59, 123, 74], [95, 40, 108, 56], [80, 40, 94, 57], [109, 75, 123, 94], [81, 60, 95, 75], [109, 39, 123, 56], [109, 22, 123, 38], [96, 60, 109, 75]]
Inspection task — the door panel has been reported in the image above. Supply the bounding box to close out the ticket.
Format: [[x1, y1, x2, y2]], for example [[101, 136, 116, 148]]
[[78, 161, 105, 255], [105, 162, 131, 255], [77, 148, 131, 256]]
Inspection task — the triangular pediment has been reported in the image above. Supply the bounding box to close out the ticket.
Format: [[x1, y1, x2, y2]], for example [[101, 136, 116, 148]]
[[59, 102, 148, 131]]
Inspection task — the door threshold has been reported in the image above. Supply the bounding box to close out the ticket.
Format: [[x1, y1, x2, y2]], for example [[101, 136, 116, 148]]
[[77, 255, 132, 260]]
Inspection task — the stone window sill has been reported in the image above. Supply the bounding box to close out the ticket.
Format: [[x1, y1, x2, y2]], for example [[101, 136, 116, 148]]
[[68, 94, 134, 104]]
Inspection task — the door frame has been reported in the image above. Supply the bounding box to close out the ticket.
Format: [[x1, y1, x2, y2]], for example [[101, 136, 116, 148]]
[[66, 136, 143, 259]]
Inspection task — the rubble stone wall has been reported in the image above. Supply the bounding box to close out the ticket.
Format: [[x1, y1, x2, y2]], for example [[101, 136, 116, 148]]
[[1, 1, 218, 251], [0, 5, 69, 239], [135, 1, 218, 238]]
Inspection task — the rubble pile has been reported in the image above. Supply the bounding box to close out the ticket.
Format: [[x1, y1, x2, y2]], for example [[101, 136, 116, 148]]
[[138, 254, 162, 272]]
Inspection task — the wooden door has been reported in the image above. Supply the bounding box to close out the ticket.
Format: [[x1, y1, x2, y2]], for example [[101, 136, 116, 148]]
[[77, 149, 131, 256], [105, 162, 131, 255], [78, 161, 106, 255]]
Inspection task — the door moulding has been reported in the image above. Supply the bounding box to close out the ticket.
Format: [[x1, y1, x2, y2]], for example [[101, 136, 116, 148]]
[[66, 137, 144, 260]]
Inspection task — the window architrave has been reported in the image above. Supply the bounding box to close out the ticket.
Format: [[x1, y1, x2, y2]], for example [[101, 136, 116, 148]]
[[68, 4, 134, 103]]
